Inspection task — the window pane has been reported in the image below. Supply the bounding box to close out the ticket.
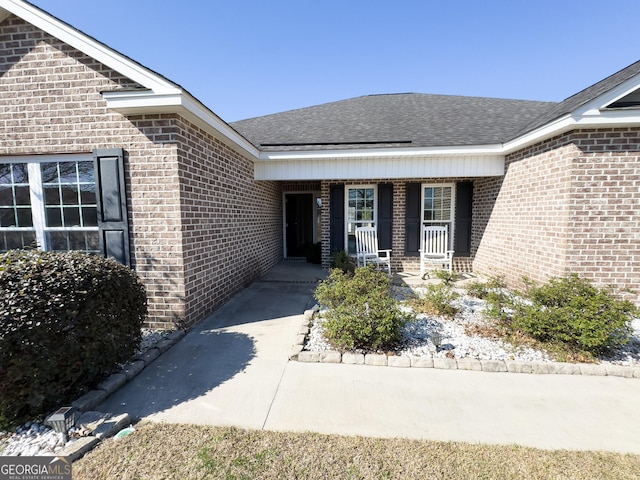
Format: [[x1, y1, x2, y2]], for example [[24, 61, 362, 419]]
[[11, 164, 29, 184], [80, 188, 96, 205], [1, 231, 36, 252], [82, 207, 98, 227], [61, 185, 79, 205], [0, 164, 10, 184], [63, 207, 80, 227], [57, 162, 78, 184], [16, 208, 33, 227], [423, 185, 452, 225], [46, 207, 62, 227], [14, 186, 31, 206], [0, 186, 12, 207], [47, 231, 100, 254], [41, 162, 59, 183], [76, 162, 94, 183], [44, 185, 61, 206], [47, 231, 68, 251], [0, 208, 15, 227]]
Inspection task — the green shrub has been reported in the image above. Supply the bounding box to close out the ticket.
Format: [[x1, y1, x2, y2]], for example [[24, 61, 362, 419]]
[[329, 250, 356, 275], [410, 283, 460, 317], [0, 250, 147, 428], [315, 266, 406, 351], [466, 276, 506, 300], [503, 275, 635, 357]]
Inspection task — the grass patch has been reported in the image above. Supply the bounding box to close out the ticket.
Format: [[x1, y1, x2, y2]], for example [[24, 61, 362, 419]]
[[73, 423, 640, 480]]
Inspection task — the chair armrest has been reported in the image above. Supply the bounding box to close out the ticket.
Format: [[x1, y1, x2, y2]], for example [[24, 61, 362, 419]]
[[378, 249, 392, 257]]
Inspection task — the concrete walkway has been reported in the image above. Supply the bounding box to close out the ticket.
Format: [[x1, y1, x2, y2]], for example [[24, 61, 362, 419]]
[[97, 262, 640, 454]]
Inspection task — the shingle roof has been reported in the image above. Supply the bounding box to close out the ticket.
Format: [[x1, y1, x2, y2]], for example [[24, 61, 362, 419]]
[[514, 59, 640, 137], [231, 94, 557, 151]]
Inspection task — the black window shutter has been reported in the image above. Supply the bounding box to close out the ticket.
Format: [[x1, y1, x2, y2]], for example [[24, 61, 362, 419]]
[[329, 184, 345, 253], [454, 181, 473, 256], [404, 183, 421, 256], [93, 148, 130, 266], [377, 183, 393, 250]]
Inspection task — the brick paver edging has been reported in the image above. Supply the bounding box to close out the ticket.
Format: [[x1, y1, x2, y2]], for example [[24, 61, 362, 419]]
[[58, 329, 186, 461], [289, 306, 640, 379]]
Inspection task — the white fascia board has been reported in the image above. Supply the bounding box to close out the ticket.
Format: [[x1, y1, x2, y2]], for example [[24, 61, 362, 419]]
[[575, 73, 640, 116], [502, 114, 576, 154], [0, 0, 179, 94], [259, 144, 503, 161], [503, 110, 640, 155], [103, 90, 260, 159]]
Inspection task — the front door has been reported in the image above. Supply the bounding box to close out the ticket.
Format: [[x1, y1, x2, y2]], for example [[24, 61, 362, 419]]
[[285, 193, 314, 257]]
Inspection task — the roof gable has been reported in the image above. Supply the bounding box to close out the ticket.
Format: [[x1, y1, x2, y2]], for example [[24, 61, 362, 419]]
[[0, 0, 258, 157], [514, 60, 640, 138]]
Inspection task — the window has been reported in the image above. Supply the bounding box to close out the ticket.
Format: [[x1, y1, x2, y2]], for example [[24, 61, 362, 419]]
[[346, 185, 376, 254], [0, 156, 99, 254], [422, 183, 454, 245]]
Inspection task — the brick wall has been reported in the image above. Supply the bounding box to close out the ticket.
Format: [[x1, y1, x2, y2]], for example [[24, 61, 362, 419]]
[[0, 17, 188, 328], [0, 16, 283, 328], [474, 128, 640, 304], [175, 119, 282, 327]]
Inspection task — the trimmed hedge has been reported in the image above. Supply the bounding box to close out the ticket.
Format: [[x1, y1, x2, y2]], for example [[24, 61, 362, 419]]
[[0, 250, 147, 428]]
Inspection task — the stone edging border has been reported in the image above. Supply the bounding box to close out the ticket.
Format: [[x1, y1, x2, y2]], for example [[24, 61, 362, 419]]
[[289, 305, 640, 379], [57, 329, 186, 461]]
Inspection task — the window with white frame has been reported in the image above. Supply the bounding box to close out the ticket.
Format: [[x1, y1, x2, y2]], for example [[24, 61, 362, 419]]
[[422, 183, 454, 244], [346, 185, 376, 254], [0, 156, 99, 254]]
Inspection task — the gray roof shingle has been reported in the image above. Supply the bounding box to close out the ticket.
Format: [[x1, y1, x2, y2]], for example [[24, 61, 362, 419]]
[[514, 59, 640, 137], [231, 60, 640, 152], [231, 93, 556, 151]]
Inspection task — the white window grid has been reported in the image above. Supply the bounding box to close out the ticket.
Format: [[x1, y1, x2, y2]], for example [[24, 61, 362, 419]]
[[345, 185, 377, 254], [0, 155, 99, 254]]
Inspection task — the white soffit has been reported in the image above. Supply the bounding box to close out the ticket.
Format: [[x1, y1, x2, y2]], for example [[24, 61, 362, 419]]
[[254, 154, 505, 181]]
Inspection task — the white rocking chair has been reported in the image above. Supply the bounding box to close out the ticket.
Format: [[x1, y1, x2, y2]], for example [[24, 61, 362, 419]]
[[420, 225, 453, 276], [355, 226, 391, 275]]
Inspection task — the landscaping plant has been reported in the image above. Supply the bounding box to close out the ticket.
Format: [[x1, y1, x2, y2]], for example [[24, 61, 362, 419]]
[[410, 282, 460, 317], [315, 265, 407, 351], [329, 250, 356, 275], [489, 274, 636, 359], [0, 250, 147, 428]]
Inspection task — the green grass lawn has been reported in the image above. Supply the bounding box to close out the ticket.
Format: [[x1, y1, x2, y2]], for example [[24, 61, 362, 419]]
[[73, 423, 640, 479]]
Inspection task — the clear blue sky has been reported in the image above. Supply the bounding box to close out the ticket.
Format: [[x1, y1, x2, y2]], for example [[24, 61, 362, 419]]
[[29, 0, 640, 122]]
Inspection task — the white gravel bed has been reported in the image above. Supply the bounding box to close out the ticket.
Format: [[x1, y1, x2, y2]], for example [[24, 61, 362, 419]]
[[306, 285, 640, 367], [1, 328, 169, 456]]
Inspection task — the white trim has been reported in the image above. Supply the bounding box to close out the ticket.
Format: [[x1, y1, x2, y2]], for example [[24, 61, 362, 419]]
[[259, 144, 503, 161], [1, 154, 98, 252], [27, 162, 45, 249], [102, 91, 260, 159], [421, 183, 455, 251], [345, 185, 377, 254], [0, 153, 93, 163]]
